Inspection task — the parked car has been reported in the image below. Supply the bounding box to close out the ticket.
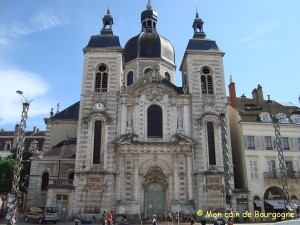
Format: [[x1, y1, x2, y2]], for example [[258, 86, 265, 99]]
[[213, 217, 226, 225], [24, 206, 59, 224]]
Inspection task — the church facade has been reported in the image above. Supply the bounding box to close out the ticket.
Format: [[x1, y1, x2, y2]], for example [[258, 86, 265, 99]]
[[26, 2, 234, 219]]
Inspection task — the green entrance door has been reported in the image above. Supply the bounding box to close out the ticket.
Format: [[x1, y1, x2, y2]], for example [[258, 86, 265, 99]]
[[146, 182, 165, 215]]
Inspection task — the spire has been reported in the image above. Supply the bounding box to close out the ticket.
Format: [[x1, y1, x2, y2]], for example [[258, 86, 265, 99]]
[[192, 9, 206, 38], [101, 6, 114, 35], [147, 0, 152, 10], [141, 0, 158, 32]]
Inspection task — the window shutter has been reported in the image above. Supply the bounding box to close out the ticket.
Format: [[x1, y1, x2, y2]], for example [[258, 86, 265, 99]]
[[243, 135, 248, 149]]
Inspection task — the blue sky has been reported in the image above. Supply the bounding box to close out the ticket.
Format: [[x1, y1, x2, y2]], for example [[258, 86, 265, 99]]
[[0, 0, 299, 131]]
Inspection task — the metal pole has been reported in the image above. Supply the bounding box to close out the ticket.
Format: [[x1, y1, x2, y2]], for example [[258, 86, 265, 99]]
[[268, 98, 291, 212], [11, 91, 31, 206], [273, 117, 291, 211], [177, 203, 179, 225], [219, 106, 232, 210]]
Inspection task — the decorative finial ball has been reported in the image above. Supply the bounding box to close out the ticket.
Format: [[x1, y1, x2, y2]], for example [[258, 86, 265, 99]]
[[146, 1, 152, 10]]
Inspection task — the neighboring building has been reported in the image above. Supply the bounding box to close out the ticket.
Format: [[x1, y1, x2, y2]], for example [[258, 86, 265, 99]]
[[26, 2, 234, 220], [228, 81, 300, 222], [0, 125, 45, 158]]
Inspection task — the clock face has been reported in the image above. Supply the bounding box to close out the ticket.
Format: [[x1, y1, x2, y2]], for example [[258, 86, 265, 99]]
[[205, 104, 214, 112], [94, 103, 105, 112]]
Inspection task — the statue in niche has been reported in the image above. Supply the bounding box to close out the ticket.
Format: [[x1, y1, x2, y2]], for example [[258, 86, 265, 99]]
[[127, 114, 132, 127], [177, 116, 183, 129]]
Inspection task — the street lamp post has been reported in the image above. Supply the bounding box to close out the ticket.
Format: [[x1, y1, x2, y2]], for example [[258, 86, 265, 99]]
[[267, 97, 291, 212], [219, 105, 232, 210], [11, 91, 31, 206]]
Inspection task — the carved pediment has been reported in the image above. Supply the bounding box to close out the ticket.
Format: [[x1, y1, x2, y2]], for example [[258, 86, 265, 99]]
[[81, 111, 112, 124], [138, 86, 172, 96], [144, 166, 168, 187]]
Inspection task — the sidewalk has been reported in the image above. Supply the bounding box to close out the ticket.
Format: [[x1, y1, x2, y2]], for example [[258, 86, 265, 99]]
[[0, 218, 274, 225]]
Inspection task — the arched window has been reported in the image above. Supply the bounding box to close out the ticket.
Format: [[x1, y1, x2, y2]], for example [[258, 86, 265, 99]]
[[68, 172, 74, 180], [201, 76, 207, 94], [127, 71, 133, 86], [165, 72, 170, 81], [41, 172, 49, 191], [95, 64, 108, 93], [147, 105, 163, 138], [207, 122, 216, 165], [200, 66, 213, 95], [93, 120, 102, 164], [5, 140, 12, 150], [144, 67, 152, 75]]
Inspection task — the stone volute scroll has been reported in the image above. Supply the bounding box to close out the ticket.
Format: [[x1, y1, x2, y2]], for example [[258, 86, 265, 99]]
[[115, 133, 138, 145], [172, 133, 196, 145]]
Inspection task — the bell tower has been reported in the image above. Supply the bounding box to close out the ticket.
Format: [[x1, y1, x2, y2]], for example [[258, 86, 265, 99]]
[[72, 7, 123, 216], [180, 10, 234, 211]]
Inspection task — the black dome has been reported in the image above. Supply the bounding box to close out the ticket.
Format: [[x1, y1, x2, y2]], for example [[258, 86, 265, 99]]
[[124, 31, 175, 64]]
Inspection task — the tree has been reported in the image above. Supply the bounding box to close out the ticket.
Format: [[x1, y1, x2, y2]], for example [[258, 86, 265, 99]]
[[7, 149, 33, 193], [0, 157, 14, 193]]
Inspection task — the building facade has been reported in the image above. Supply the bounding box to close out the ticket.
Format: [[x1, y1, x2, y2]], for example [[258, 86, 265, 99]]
[[0, 125, 45, 158], [228, 82, 300, 222], [26, 2, 234, 220]]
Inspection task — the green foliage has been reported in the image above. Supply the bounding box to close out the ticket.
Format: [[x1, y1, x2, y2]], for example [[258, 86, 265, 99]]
[[0, 149, 33, 193], [0, 157, 14, 193]]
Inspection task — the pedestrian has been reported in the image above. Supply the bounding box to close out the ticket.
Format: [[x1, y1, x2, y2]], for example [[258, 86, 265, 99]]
[[167, 212, 172, 225], [152, 214, 157, 225], [108, 211, 113, 225], [190, 214, 195, 225], [101, 210, 107, 225], [122, 215, 129, 225]]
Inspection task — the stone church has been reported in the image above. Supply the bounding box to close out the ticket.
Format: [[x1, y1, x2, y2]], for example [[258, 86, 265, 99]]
[[26, 1, 234, 220]]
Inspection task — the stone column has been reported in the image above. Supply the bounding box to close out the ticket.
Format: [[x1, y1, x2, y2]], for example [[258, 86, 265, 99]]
[[173, 154, 179, 200], [133, 155, 139, 201], [120, 98, 127, 134], [119, 155, 125, 200], [187, 153, 193, 200]]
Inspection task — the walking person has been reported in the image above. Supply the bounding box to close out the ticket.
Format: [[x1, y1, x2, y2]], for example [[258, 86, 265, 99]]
[[167, 212, 173, 225], [152, 214, 157, 225], [108, 211, 113, 225], [101, 210, 107, 225]]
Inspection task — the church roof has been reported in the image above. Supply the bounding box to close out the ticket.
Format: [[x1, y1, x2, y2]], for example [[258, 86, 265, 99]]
[[185, 38, 220, 51], [43, 138, 76, 158], [123, 2, 175, 64], [85, 34, 122, 49], [124, 32, 175, 64], [50, 101, 80, 120]]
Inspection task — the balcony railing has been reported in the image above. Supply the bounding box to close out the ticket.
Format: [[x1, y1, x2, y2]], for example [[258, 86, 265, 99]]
[[48, 179, 74, 189], [263, 171, 300, 180]]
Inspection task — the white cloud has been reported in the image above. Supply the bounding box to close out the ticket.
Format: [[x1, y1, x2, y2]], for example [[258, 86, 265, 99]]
[[238, 20, 279, 43], [0, 6, 70, 42], [0, 68, 50, 127]]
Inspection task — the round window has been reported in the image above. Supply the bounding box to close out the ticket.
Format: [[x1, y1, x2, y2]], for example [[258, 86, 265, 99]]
[[202, 67, 210, 74], [98, 64, 107, 72]]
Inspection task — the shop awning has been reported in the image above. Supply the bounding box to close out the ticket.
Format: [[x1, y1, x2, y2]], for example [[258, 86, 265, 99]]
[[265, 200, 285, 209]]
